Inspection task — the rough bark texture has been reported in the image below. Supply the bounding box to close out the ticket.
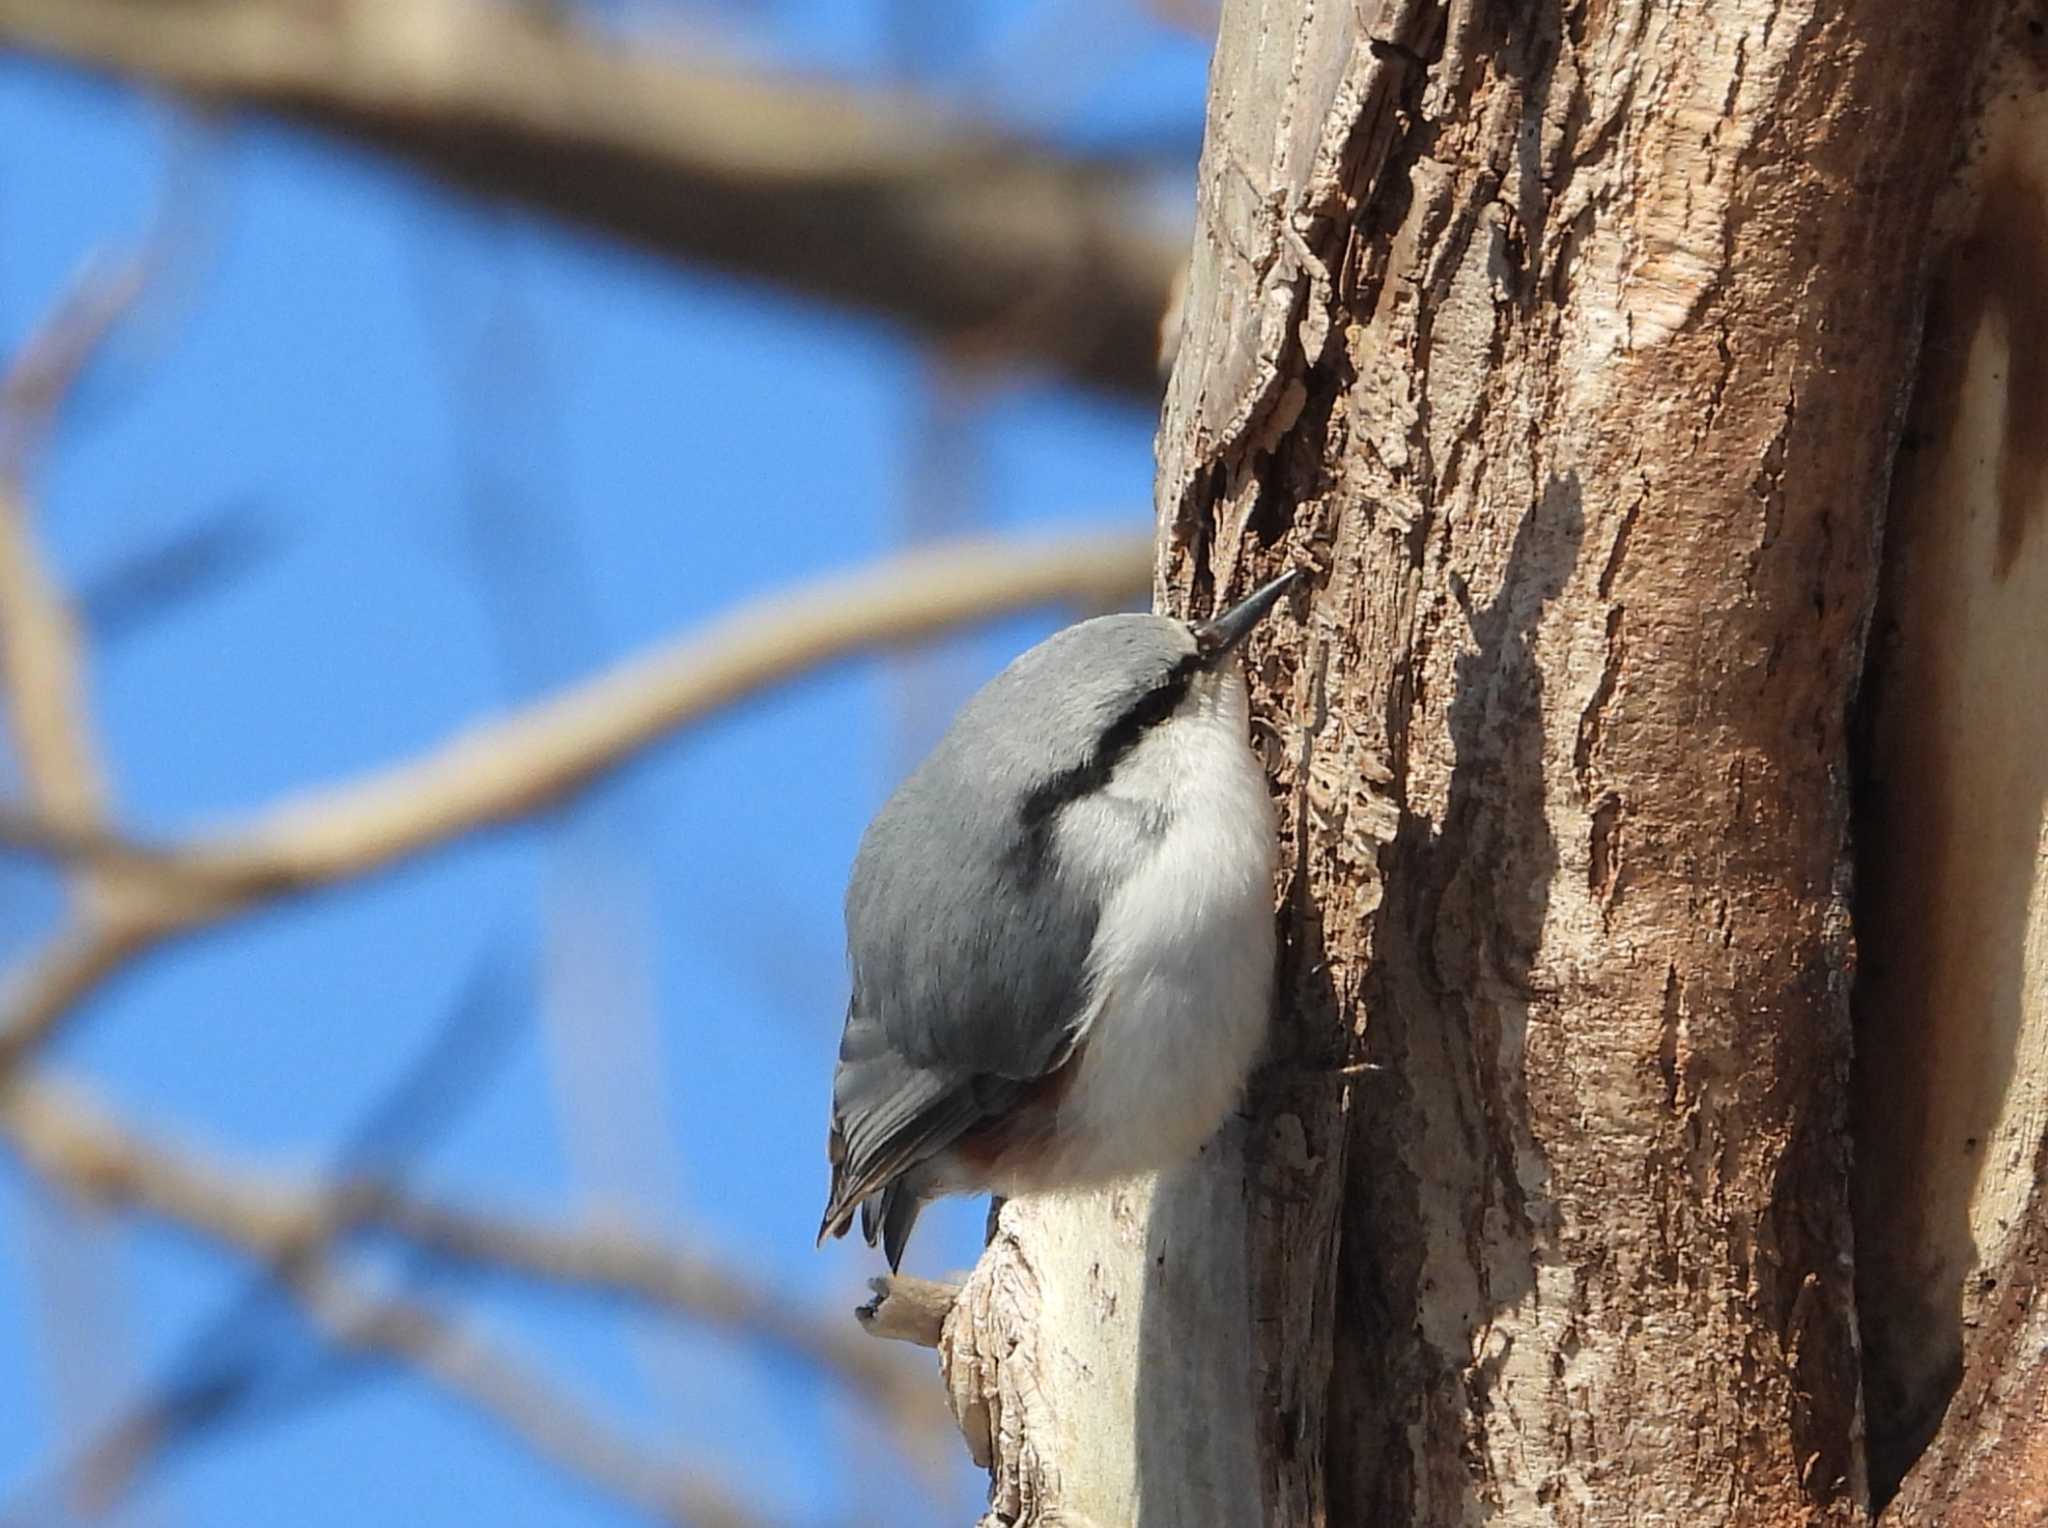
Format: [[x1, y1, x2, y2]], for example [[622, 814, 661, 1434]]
[[1857, 9, 2048, 1523], [951, 1, 2001, 1524]]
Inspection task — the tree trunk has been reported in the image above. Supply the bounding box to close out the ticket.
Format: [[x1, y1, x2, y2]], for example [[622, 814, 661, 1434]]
[[942, 1, 2025, 1523]]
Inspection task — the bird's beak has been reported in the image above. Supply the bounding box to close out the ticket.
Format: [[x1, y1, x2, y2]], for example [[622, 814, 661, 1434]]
[[1192, 567, 1303, 665]]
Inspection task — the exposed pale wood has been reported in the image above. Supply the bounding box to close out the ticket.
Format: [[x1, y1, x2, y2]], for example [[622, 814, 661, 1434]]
[[941, 1168, 1261, 1525], [949, 1, 1998, 1522], [857, 1275, 959, 1349], [1860, 12, 2048, 1519]]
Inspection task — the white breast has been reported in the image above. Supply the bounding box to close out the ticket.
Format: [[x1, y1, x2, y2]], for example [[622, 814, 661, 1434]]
[[994, 662, 1279, 1194]]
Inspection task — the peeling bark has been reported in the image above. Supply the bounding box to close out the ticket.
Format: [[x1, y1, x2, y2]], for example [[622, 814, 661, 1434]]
[[950, 1, 1999, 1523]]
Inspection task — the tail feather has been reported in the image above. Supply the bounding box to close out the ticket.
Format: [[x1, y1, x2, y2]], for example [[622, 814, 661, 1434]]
[[817, 1134, 864, 1246], [816, 1201, 854, 1246], [821, 1176, 926, 1270], [861, 1181, 925, 1273]]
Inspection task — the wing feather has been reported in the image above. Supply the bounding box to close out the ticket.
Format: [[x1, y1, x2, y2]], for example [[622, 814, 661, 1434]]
[[821, 750, 1099, 1233], [821, 627, 1196, 1250]]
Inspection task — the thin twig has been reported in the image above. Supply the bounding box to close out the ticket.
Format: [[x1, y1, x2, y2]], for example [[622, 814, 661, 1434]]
[[0, 483, 103, 823], [375, 1196, 936, 1420], [0, 228, 185, 1068], [0, 234, 176, 829], [0, 250, 153, 476], [0, 263, 151, 830]]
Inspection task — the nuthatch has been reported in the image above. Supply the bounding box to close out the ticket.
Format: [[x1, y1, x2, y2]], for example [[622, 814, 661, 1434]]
[[818, 569, 1301, 1269]]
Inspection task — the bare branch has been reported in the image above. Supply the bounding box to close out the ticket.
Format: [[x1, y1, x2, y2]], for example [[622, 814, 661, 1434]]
[[0, 235, 191, 1526], [0, 251, 151, 476], [0, 514, 101, 824], [378, 1197, 941, 1430], [0, 1077, 939, 1435], [285, 1262, 767, 1528], [0, 0, 1183, 399], [0, 531, 1150, 1067], [0, 259, 148, 830], [0, 225, 199, 1058], [197, 533, 1152, 890], [0, 806, 192, 874], [0, 137, 198, 839], [0, 924, 152, 1075]]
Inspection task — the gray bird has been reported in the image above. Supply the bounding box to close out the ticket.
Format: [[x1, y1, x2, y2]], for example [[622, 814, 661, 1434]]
[[818, 569, 1300, 1270]]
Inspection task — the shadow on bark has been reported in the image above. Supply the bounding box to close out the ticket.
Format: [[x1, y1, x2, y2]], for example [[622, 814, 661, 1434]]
[[1324, 473, 1582, 1518]]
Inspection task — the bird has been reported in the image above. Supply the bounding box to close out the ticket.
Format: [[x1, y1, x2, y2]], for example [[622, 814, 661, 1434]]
[[817, 567, 1301, 1270]]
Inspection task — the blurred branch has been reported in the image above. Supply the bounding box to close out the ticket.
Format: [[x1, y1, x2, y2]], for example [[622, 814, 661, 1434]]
[[7, 1263, 772, 1528], [193, 530, 1149, 891], [285, 1263, 768, 1528], [0, 255, 150, 832], [0, 530, 1151, 1069], [0, 0, 1185, 399], [11, 954, 531, 1520], [383, 1197, 940, 1425], [0, 1076, 938, 1435], [0, 923, 149, 1048], [0, 497, 101, 825], [78, 501, 282, 649], [0, 136, 198, 841], [0, 248, 176, 1521], [0, 250, 152, 475], [1142, 0, 1225, 35], [0, 805, 176, 870]]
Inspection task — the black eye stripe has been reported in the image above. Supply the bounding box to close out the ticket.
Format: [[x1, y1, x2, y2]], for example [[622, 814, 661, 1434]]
[[1017, 651, 1203, 831]]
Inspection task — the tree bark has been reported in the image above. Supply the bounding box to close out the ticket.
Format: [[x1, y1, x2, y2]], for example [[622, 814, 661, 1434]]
[[946, 1, 2007, 1523]]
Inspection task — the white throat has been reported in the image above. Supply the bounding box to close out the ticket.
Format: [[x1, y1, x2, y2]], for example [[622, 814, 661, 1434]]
[[999, 661, 1279, 1191]]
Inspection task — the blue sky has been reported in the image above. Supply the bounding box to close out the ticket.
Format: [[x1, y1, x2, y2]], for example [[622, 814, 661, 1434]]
[[0, 6, 1210, 1524]]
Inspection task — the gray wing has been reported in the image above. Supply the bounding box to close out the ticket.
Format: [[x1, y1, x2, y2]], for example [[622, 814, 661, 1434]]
[[819, 756, 1098, 1239]]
